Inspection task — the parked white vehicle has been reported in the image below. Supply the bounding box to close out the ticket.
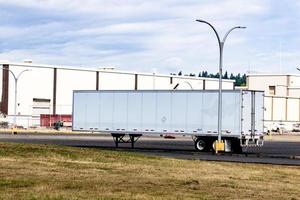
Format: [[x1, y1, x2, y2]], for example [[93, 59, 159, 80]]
[[72, 90, 264, 153], [264, 121, 300, 133]]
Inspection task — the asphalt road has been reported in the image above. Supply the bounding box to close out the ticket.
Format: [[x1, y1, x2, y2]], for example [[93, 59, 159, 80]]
[[0, 133, 300, 165]]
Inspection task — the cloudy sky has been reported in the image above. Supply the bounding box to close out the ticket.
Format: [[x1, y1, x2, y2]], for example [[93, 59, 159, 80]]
[[0, 0, 299, 74]]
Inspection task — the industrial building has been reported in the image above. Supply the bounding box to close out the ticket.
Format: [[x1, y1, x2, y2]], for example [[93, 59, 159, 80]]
[[247, 74, 300, 131], [0, 62, 235, 128]]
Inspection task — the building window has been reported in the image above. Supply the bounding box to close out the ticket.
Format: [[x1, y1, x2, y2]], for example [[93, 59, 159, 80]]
[[269, 86, 276, 95]]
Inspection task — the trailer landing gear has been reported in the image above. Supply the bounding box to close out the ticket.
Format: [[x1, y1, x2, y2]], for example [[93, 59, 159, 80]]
[[111, 133, 142, 148]]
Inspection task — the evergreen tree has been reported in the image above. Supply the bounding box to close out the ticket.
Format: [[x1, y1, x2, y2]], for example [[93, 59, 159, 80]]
[[178, 70, 247, 86], [223, 71, 228, 79], [215, 73, 220, 78], [240, 74, 247, 86], [204, 71, 208, 77], [235, 73, 241, 86]]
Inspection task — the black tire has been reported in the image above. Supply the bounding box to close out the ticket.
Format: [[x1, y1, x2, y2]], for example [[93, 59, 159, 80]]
[[194, 138, 213, 152], [195, 138, 206, 151]]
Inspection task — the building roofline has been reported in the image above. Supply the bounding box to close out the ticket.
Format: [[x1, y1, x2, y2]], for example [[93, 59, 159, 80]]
[[247, 74, 300, 77], [288, 86, 300, 89], [0, 61, 235, 83]]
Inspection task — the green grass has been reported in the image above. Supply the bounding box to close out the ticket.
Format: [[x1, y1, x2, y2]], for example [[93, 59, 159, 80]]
[[0, 142, 299, 200]]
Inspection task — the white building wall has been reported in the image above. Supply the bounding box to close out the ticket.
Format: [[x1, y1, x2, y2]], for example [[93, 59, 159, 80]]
[[138, 75, 157, 89], [247, 74, 300, 131], [98, 72, 135, 90], [288, 89, 300, 97], [8, 65, 53, 116], [272, 97, 286, 121], [56, 69, 96, 114], [136, 75, 171, 90], [137, 75, 170, 89], [264, 96, 300, 123], [287, 98, 299, 121], [248, 75, 288, 95], [0, 62, 235, 127], [172, 77, 203, 90], [276, 85, 287, 96], [287, 75, 300, 97], [205, 80, 233, 90], [264, 97, 272, 121], [153, 76, 171, 89], [185, 79, 204, 90], [288, 76, 300, 87]]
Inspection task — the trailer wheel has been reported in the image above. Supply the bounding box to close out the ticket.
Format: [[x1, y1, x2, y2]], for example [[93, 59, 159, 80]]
[[195, 138, 206, 151]]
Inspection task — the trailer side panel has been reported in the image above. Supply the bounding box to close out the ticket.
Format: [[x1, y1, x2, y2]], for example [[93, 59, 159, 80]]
[[73, 90, 246, 136]]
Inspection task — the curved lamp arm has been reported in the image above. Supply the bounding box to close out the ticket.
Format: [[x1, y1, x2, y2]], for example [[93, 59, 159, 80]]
[[0, 67, 17, 80], [222, 26, 246, 44], [0, 67, 31, 80], [196, 19, 222, 50], [17, 69, 31, 80]]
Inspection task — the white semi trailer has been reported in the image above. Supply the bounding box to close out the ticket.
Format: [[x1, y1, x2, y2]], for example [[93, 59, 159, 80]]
[[72, 90, 264, 153]]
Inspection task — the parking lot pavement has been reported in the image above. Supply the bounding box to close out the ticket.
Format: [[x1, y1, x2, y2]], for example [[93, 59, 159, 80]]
[[0, 132, 299, 165], [264, 134, 300, 142]]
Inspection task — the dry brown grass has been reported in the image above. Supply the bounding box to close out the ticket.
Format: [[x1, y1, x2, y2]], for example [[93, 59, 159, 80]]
[[0, 142, 299, 200]]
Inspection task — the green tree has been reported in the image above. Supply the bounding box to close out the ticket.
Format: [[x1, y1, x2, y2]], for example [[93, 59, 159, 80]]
[[223, 71, 228, 79], [177, 70, 247, 86]]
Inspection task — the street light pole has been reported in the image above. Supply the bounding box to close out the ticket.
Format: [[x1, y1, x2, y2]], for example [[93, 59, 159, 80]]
[[0, 67, 30, 126], [195, 20, 246, 149]]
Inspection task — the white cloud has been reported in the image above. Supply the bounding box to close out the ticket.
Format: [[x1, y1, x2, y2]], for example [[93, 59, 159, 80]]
[[0, 0, 267, 20], [1, 0, 299, 74]]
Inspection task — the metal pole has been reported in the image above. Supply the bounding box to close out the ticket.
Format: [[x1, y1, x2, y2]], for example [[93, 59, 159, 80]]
[[195, 20, 246, 145], [218, 42, 223, 142], [0, 67, 30, 126], [14, 69, 31, 126], [153, 72, 155, 89], [14, 78, 17, 126]]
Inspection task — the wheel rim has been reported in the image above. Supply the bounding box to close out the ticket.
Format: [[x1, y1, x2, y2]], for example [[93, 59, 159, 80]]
[[196, 140, 205, 151]]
